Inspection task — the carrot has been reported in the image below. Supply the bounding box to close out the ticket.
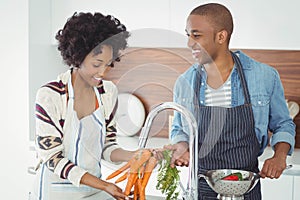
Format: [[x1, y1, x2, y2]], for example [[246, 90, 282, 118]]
[[140, 156, 157, 199], [142, 156, 157, 184], [137, 178, 144, 200], [129, 149, 152, 173], [106, 149, 151, 181], [133, 162, 146, 199], [133, 179, 139, 200], [106, 161, 131, 180], [138, 162, 146, 178], [124, 150, 149, 196], [115, 171, 128, 183], [106, 149, 153, 197], [124, 172, 138, 196]]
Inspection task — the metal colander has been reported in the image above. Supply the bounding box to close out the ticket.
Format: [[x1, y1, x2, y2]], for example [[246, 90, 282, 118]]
[[199, 169, 260, 199]]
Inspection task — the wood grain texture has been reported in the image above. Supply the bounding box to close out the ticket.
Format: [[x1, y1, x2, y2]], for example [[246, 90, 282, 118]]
[[106, 48, 300, 148], [106, 48, 193, 137]]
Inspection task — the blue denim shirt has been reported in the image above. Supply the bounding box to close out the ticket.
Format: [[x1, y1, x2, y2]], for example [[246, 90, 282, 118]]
[[171, 50, 296, 156]]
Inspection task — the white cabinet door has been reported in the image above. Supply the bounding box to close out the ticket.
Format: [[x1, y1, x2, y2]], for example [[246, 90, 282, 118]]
[[261, 175, 293, 199], [294, 176, 300, 200]]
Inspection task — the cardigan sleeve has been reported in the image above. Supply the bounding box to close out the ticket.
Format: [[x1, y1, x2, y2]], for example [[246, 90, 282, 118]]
[[35, 85, 87, 187]]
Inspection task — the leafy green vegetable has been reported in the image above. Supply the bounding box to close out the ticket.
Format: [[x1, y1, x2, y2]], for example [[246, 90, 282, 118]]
[[156, 150, 180, 200], [233, 172, 243, 181]]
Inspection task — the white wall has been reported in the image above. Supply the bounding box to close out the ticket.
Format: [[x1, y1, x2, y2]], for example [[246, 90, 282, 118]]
[[50, 0, 300, 49], [28, 0, 68, 141], [0, 0, 29, 199]]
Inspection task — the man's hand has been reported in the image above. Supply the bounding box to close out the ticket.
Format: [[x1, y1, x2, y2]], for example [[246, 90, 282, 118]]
[[260, 142, 290, 179], [260, 156, 287, 179], [164, 141, 189, 168], [174, 150, 190, 167]]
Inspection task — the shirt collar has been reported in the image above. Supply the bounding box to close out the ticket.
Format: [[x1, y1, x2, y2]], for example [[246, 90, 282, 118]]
[[96, 80, 105, 94]]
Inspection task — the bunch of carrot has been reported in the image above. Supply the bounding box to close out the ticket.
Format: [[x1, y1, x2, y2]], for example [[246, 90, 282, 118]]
[[106, 149, 157, 200]]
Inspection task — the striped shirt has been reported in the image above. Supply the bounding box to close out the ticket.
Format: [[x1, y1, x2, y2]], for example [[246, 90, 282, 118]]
[[205, 74, 232, 108]]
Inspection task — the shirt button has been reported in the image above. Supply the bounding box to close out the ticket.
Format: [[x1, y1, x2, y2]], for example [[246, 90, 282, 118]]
[[258, 101, 261, 104], [200, 101, 203, 104], [201, 82, 204, 86]]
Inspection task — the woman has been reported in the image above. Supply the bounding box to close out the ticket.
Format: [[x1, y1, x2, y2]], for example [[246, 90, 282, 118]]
[[31, 12, 136, 200]]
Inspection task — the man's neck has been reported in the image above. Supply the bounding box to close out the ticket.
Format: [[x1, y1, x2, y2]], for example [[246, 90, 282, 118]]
[[204, 50, 234, 88]]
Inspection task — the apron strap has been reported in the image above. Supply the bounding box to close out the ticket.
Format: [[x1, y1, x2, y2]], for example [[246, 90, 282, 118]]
[[231, 52, 251, 105], [194, 68, 201, 106]]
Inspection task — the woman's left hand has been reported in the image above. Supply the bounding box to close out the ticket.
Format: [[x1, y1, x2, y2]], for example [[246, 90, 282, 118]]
[[150, 148, 164, 160]]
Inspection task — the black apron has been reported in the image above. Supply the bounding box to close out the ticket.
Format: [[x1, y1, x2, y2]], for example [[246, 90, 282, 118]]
[[195, 53, 261, 200]]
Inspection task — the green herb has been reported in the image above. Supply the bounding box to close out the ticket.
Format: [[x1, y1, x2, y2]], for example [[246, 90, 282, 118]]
[[156, 150, 180, 200]]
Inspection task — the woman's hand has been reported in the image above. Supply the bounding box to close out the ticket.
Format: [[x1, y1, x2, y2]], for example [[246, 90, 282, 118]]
[[150, 148, 164, 160], [105, 182, 131, 200], [80, 172, 131, 200], [163, 141, 189, 168]]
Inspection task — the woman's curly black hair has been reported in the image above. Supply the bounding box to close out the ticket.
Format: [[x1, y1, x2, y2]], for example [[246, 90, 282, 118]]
[[55, 12, 130, 68]]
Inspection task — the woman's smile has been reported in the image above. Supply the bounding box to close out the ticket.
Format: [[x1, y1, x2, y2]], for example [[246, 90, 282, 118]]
[[93, 76, 102, 85]]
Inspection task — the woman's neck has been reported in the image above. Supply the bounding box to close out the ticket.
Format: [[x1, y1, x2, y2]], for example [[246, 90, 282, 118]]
[[71, 69, 96, 119], [71, 69, 95, 98]]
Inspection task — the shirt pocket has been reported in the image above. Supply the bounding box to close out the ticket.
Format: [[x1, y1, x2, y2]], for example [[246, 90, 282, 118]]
[[251, 95, 270, 126]]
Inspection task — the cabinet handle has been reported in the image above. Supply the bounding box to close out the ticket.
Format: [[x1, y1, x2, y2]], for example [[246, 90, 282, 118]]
[[27, 166, 36, 175]]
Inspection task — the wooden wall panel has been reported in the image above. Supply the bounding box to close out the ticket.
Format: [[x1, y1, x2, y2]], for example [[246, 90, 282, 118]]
[[106, 48, 193, 137], [106, 48, 300, 148]]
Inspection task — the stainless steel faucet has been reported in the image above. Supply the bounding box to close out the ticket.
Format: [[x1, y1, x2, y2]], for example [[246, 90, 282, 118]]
[[138, 102, 198, 200]]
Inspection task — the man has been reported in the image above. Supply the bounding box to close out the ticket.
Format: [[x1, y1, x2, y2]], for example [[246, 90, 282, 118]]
[[168, 3, 295, 199]]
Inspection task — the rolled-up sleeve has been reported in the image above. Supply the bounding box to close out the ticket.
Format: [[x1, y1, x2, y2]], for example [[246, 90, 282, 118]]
[[268, 70, 296, 155]]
